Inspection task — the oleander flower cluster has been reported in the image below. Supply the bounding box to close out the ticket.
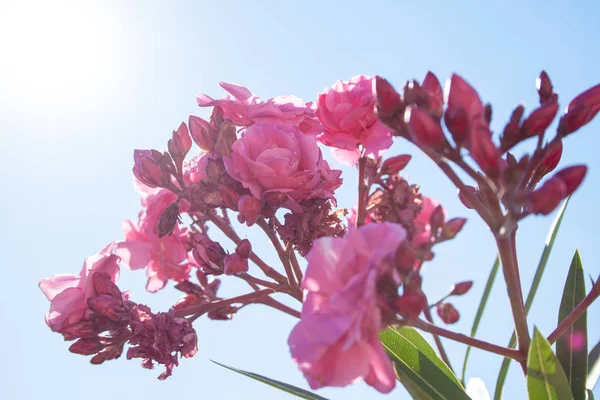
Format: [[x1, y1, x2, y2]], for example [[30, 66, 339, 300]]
[[40, 72, 600, 397]]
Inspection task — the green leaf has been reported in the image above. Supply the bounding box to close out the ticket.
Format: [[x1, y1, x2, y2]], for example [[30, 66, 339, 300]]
[[494, 198, 570, 400], [461, 256, 500, 383], [587, 340, 600, 390], [557, 251, 588, 400], [380, 327, 470, 400], [211, 360, 329, 400], [527, 328, 574, 400], [586, 389, 595, 400]]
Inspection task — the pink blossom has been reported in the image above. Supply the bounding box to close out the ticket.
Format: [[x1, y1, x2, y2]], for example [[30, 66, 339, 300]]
[[224, 122, 342, 212], [314, 75, 392, 166], [413, 196, 445, 247], [39, 243, 120, 335], [288, 223, 407, 393], [196, 82, 320, 135]]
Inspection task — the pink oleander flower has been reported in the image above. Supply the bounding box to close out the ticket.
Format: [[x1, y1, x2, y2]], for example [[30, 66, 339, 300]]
[[314, 75, 392, 166], [39, 243, 120, 336], [224, 122, 342, 212], [288, 222, 407, 393], [196, 82, 321, 135]]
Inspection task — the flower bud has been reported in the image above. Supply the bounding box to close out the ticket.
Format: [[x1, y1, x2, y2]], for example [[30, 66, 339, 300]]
[[554, 165, 587, 196], [168, 122, 192, 166], [449, 281, 473, 296], [421, 71, 443, 118], [88, 295, 128, 322], [61, 321, 99, 340], [69, 338, 108, 356], [189, 115, 216, 151], [520, 102, 559, 138], [444, 106, 469, 145], [501, 104, 525, 149], [214, 121, 237, 157], [568, 83, 600, 110], [93, 271, 122, 299], [394, 289, 426, 320], [404, 106, 447, 150], [133, 150, 164, 188], [380, 154, 411, 176], [560, 104, 600, 136], [539, 140, 563, 176], [157, 202, 181, 238], [458, 186, 477, 209], [527, 177, 567, 215], [373, 76, 404, 124], [441, 218, 467, 240], [223, 253, 249, 275], [536, 71, 556, 105], [437, 303, 460, 324], [208, 305, 238, 320], [429, 205, 446, 234], [469, 128, 501, 178], [236, 239, 252, 259], [218, 184, 240, 210], [237, 195, 262, 226]]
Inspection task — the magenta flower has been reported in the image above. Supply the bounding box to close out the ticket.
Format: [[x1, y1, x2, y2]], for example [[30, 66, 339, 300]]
[[314, 75, 392, 166], [224, 122, 342, 212], [196, 82, 320, 135], [288, 222, 407, 393], [39, 243, 120, 335]]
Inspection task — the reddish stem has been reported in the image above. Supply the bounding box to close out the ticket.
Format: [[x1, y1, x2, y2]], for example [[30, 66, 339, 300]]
[[257, 297, 302, 319], [423, 306, 455, 373], [238, 273, 280, 290], [356, 156, 368, 227], [173, 288, 276, 318], [287, 243, 304, 285]]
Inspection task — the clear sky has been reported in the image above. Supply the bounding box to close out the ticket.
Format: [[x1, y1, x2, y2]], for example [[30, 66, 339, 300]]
[[1, 0, 599, 399]]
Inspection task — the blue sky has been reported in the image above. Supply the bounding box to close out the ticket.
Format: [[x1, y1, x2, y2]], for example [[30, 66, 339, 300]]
[[1, 0, 599, 398]]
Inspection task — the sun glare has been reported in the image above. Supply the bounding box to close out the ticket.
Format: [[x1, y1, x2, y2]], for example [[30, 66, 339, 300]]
[[0, 1, 122, 116]]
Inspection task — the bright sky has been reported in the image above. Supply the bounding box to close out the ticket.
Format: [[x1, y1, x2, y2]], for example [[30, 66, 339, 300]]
[[1, 0, 599, 399]]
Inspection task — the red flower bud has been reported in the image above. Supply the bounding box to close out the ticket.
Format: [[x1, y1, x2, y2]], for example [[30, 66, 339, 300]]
[[395, 289, 426, 320], [444, 106, 469, 145], [93, 271, 122, 299], [168, 122, 192, 165], [527, 177, 567, 215], [520, 102, 559, 138], [373, 76, 404, 123], [469, 127, 501, 178], [157, 202, 181, 238], [501, 105, 525, 149], [554, 165, 587, 196], [189, 115, 216, 151], [395, 241, 418, 271], [218, 184, 240, 210], [404, 106, 447, 149], [536, 71, 556, 105], [422, 71, 443, 118], [568, 83, 600, 110], [223, 253, 249, 275], [429, 205, 446, 234], [437, 303, 460, 324], [560, 103, 600, 136], [444, 74, 484, 120], [449, 281, 473, 296], [88, 295, 128, 322], [441, 218, 467, 240], [61, 321, 99, 340], [237, 195, 262, 226], [236, 239, 252, 259], [69, 338, 108, 356], [458, 186, 477, 209], [380, 154, 411, 175], [540, 140, 563, 176], [133, 150, 165, 188]]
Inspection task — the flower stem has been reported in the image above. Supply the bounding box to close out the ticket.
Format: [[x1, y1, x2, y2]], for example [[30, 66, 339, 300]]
[[287, 242, 304, 285], [173, 288, 276, 318], [547, 276, 600, 344], [357, 156, 368, 227], [495, 231, 531, 354], [423, 306, 455, 373], [256, 297, 302, 319], [407, 318, 525, 361]]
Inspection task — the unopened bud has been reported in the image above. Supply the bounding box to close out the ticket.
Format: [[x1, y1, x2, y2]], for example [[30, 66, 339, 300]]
[[88, 295, 128, 322], [168, 122, 192, 167], [93, 271, 122, 299], [501, 105, 525, 149], [458, 186, 477, 209], [380, 154, 411, 176], [444, 106, 469, 145], [395, 241, 418, 271], [373, 76, 404, 124], [421, 71, 443, 118], [536, 71, 555, 105], [429, 205, 446, 234], [441, 218, 467, 240], [554, 165, 587, 196], [520, 102, 559, 138], [437, 303, 460, 324], [189, 115, 216, 151], [527, 177, 567, 215], [157, 202, 181, 238], [469, 129, 501, 178], [405, 106, 447, 149], [394, 289, 426, 320], [531, 141, 563, 186], [133, 150, 163, 188], [560, 103, 600, 136], [237, 195, 262, 226], [69, 338, 108, 355], [61, 320, 99, 340], [214, 121, 237, 157], [223, 253, 249, 275], [449, 281, 473, 296], [218, 184, 240, 210], [236, 239, 252, 259]]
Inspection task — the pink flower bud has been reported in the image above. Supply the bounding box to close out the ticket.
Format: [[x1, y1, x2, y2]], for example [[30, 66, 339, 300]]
[[444, 106, 469, 145], [449, 281, 473, 296], [168, 122, 192, 165], [61, 321, 99, 340], [429, 205, 446, 234], [157, 202, 180, 238], [536, 71, 556, 105], [528, 177, 567, 215], [88, 295, 128, 322], [93, 271, 122, 299], [501, 105, 525, 149], [441, 218, 467, 240], [421, 72, 443, 118], [404, 106, 447, 149], [568, 83, 600, 110], [214, 121, 237, 157], [373, 76, 404, 123], [223, 253, 249, 275], [189, 115, 216, 151], [437, 303, 460, 324], [560, 103, 600, 136], [236, 239, 252, 259], [218, 184, 240, 210], [540, 140, 563, 176], [237, 195, 262, 226], [380, 154, 411, 175], [69, 338, 108, 356], [133, 150, 164, 188], [554, 165, 587, 196], [458, 186, 477, 209], [444, 74, 484, 120], [520, 103, 559, 138], [394, 289, 426, 320], [469, 129, 501, 178]]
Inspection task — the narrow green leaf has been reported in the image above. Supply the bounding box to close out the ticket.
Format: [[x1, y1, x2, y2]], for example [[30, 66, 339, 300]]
[[380, 327, 470, 400], [588, 340, 600, 390], [586, 389, 595, 400], [527, 328, 574, 400], [494, 198, 570, 400], [461, 256, 500, 383], [557, 251, 588, 400], [211, 360, 329, 400]]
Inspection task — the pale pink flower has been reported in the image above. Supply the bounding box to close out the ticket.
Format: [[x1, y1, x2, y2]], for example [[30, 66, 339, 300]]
[[39, 243, 120, 335], [224, 122, 342, 212], [314, 75, 392, 166], [196, 82, 321, 135], [288, 223, 407, 393]]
